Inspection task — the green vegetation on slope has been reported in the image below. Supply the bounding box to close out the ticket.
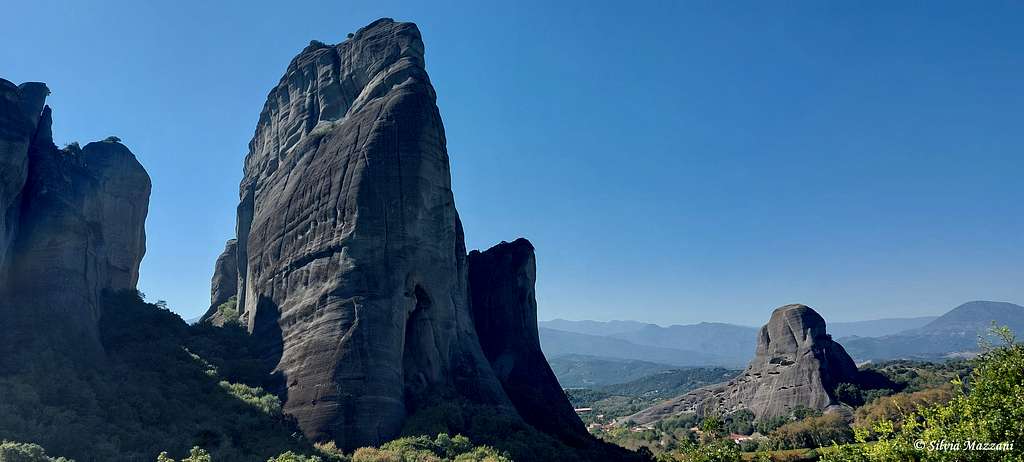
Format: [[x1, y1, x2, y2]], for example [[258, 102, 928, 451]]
[[0, 290, 306, 461], [819, 326, 1024, 461], [549, 354, 677, 388], [0, 291, 642, 462], [594, 326, 1022, 461], [564, 367, 741, 427]]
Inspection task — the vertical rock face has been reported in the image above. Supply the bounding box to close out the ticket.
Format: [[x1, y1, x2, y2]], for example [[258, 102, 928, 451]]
[[626, 304, 859, 425], [468, 238, 590, 446], [0, 78, 151, 355], [231, 18, 513, 448], [199, 239, 238, 325], [0, 80, 42, 276]]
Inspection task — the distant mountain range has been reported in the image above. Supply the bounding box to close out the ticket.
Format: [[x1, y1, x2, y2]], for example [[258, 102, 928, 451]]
[[548, 354, 677, 388], [840, 301, 1024, 361], [540, 300, 1024, 367], [828, 316, 937, 338], [540, 321, 756, 368], [539, 328, 734, 367]]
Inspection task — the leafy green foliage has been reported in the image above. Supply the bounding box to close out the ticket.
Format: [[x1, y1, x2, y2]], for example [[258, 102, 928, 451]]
[[722, 410, 754, 436], [820, 326, 1024, 461], [349, 434, 511, 462], [0, 290, 308, 461], [155, 447, 212, 462], [218, 381, 282, 415], [0, 441, 72, 462], [860, 359, 972, 394], [764, 414, 853, 450], [214, 296, 240, 325], [654, 439, 741, 462], [400, 399, 581, 461]]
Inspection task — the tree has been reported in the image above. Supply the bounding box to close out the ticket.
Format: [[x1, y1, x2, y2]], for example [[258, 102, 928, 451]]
[[821, 326, 1024, 461]]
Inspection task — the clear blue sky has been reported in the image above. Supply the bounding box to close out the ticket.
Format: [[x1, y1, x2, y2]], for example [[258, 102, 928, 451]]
[[3, 1, 1022, 325]]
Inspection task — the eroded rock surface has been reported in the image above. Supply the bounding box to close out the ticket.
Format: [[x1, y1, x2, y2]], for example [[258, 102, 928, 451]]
[[627, 304, 858, 425], [0, 80, 42, 275], [199, 238, 238, 325], [468, 238, 590, 446], [0, 79, 150, 356], [228, 18, 514, 448]]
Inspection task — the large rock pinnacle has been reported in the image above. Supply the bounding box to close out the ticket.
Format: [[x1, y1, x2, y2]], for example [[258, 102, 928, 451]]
[[468, 238, 591, 447], [230, 18, 513, 448], [626, 304, 859, 425], [0, 78, 151, 356]]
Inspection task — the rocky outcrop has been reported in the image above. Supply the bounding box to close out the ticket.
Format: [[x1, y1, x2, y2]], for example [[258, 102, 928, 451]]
[[0, 78, 151, 356], [226, 19, 515, 449], [626, 304, 859, 425], [199, 239, 238, 325], [0, 80, 44, 276], [468, 238, 590, 447]]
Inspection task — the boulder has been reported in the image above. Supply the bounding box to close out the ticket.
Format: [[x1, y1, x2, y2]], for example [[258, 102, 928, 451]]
[[626, 304, 859, 425]]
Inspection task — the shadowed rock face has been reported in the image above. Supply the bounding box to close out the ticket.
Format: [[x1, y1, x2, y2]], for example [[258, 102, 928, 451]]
[[0, 80, 44, 276], [230, 18, 513, 448], [626, 304, 858, 425], [468, 238, 590, 446], [199, 239, 238, 325], [0, 79, 150, 355]]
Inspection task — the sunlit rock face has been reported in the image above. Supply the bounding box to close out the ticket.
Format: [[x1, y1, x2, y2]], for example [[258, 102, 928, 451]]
[[0, 79, 150, 356], [231, 18, 513, 448], [627, 304, 859, 425]]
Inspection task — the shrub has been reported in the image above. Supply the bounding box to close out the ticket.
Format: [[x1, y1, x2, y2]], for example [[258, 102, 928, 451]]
[[0, 441, 73, 462], [820, 326, 1024, 461], [766, 413, 853, 450]]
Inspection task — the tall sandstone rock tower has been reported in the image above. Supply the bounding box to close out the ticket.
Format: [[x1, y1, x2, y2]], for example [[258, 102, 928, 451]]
[[627, 304, 860, 426], [203, 19, 616, 456], [0, 78, 151, 357]]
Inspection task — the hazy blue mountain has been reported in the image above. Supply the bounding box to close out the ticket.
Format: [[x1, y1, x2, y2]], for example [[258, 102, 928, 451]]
[[548, 354, 676, 388], [608, 322, 757, 367], [841, 301, 1024, 362], [829, 316, 938, 338], [539, 327, 729, 367], [540, 319, 757, 367], [540, 319, 656, 336]]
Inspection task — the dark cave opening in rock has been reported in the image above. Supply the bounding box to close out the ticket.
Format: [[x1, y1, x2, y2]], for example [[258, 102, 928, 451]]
[[403, 284, 435, 412]]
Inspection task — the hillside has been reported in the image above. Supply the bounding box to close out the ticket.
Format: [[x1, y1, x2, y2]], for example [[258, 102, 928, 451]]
[[601, 367, 740, 402], [842, 301, 1024, 361], [548, 355, 676, 388], [563, 367, 741, 426]]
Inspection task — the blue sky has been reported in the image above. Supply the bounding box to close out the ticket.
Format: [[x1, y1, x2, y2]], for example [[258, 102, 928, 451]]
[[3, 1, 1022, 325]]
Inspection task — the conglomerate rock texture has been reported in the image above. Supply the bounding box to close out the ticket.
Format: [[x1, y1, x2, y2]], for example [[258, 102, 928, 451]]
[[227, 19, 516, 449], [467, 238, 591, 447], [627, 304, 859, 425], [0, 78, 150, 356]]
